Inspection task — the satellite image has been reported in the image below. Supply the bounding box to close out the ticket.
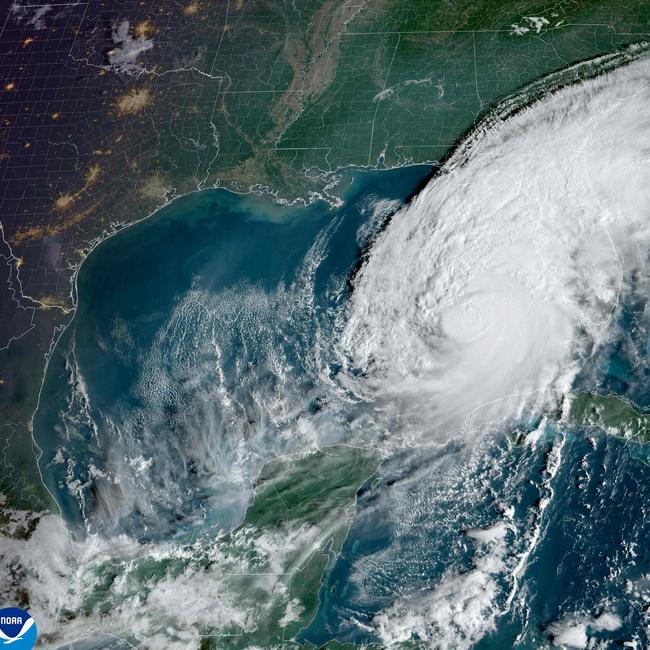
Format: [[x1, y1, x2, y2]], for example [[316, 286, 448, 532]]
[[1, 1, 650, 648]]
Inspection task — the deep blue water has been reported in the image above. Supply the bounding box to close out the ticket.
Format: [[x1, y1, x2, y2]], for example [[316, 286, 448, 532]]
[[33, 162, 650, 648], [34, 165, 429, 537], [301, 289, 650, 648], [299, 424, 650, 648]]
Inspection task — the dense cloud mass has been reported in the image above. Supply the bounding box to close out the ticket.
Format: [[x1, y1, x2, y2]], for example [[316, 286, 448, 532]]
[[340, 53, 650, 441], [337, 53, 650, 648], [2, 51, 650, 649]]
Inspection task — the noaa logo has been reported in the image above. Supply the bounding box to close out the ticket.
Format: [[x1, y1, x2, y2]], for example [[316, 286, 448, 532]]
[[0, 608, 37, 648]]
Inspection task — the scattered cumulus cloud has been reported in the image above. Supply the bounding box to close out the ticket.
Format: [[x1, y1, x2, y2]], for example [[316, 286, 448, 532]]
[[10, 3, 52, 29], [108, 20, 154, 71], [340, 53, 650, 444]]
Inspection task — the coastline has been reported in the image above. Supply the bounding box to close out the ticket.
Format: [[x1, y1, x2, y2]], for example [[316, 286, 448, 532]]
[[5, 40, 648, 522]]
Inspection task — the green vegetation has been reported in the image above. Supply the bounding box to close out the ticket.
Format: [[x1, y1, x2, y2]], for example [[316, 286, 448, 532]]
[[568, 392, 650, 442], [244, 445, 378, 530], [272, 1, 650, 180], [66, 445, 380, 648], [4, 0, 650, 514], [214, 445, 381, 648]]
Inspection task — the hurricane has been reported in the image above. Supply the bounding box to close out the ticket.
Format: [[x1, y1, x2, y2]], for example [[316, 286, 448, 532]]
[[338, 51, 650, 440], [3, 50, 650, 649]]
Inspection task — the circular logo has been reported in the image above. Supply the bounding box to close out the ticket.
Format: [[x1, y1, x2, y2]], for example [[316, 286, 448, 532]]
[[0, 607, 37, 649]]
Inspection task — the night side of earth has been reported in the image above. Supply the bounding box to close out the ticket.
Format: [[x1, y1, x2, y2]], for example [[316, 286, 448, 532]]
[[3, 2, 650, 649]]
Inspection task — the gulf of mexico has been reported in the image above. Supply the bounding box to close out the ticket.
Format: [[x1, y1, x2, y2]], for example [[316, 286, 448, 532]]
[[33, 164, 431, 538]]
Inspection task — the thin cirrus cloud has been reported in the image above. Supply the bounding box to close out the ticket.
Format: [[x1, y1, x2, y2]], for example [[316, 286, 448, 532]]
[[340, 52, 650, 443]]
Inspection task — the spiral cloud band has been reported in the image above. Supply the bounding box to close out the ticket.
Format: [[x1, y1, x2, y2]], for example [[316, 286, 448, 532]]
[[340, 53, 650, 440]]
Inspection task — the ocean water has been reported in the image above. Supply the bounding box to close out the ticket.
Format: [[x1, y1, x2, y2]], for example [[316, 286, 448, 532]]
[[297, 271, 650, 647], [34, 164, 430, 539], [29, 54, 650, 648], [301, 424, 650, 648], [33, 159, 650, 648]]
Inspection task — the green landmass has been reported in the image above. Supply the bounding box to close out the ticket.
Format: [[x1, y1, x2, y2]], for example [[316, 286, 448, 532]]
[[4, 3, 650, 646], [3, 0, 650, 523], [568, 392, 650, 442], [211, 444, 381, 648], [27, 445, 381, 648]]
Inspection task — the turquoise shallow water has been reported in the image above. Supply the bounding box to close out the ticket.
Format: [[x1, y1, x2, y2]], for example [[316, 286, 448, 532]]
[[34, 164, 430, 537], [32, 161, 650, 647]]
